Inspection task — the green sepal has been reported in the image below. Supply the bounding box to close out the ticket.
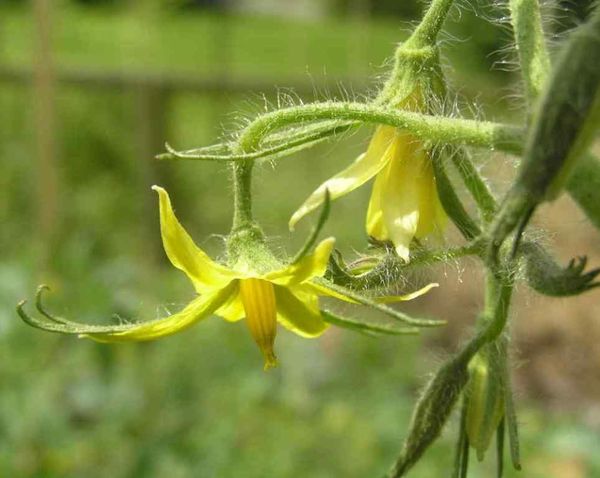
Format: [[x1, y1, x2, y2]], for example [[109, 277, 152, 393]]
[[431, 146, 481, 240], [519, 242, 600, 296], [387, 350, 471, 477], [291, 189, 331, 264], [320, 309, 419, 336]]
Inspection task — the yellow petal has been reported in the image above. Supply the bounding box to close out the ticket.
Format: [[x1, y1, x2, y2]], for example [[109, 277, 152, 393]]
[[264, 237, 335, 286], [297, 280, 358, 304], [214, 282, 245, 322], [379, 134, 427, 261], [240, 278, 278, 370], [82, 282, 236, 342], [274, 286, 328, 338], [152, 186, 237, 292], [414, 159, 447, 239], [365, 163, 389, 240], [289, 125, 397, 230], [376, 283, 439, 303]]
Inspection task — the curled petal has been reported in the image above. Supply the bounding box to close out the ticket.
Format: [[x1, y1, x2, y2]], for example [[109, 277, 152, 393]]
[[153, 186, 237, 292], [289, 125, 397, 229], [18, 282, 236, 342], [264, 237, 335, 286], [86, 284, 236, 342], [274, 286, 328, 338]]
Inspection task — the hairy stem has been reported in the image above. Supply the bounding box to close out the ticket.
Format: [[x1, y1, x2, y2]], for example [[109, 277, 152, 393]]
[[238, 102, 524, 155], [508, 0, 551, 106], [509, 0, 600, 230], [231, 159, 255, 231], [451, 149, 498, 222], [410, 0, 456, 47]]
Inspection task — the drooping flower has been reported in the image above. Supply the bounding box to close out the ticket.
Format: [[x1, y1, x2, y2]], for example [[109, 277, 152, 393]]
[[18, 186, 439, 369], [289, 122, 447, 261]]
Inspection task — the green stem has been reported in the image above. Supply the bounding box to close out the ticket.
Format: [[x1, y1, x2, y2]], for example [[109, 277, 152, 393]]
[[328, 242, 482, 290], [451, 149, 498, 222], [488, 8, 600, 261], [410, 0, 456, 47], [509, 0, 600, 231], [231, 159, 255, 231], [566, 154, 600, 230], [238, 102, 524, 155], [385, 269, 513, 478], [462, 270, 514, 363], [508, 0, 551, 106]]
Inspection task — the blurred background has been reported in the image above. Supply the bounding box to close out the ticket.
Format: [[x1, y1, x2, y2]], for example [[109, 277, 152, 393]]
[[1, 0, 599, 476]]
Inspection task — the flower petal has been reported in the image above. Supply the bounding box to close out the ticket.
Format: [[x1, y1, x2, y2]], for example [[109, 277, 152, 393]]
[[240, 278, 278, 369], [81, 282, 236, 342], [274, 286, 328, 338], [214, 281, 245, 322], [365, 163, 389, 239], [379, 134, 428, 261], [289, 125, 397, 229], [298, 280, 358, 303], [376, 283, 439, 303], [264, 237, 335, 286], [153, 186, 237, 292]]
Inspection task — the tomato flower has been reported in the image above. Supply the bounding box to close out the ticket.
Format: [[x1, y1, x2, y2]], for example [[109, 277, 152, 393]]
[[18, 186, 439, 369], [290, 122, 447, 261]]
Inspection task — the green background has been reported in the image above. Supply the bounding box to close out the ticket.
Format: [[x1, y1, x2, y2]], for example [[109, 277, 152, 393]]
[[0, 1, 598, 477]]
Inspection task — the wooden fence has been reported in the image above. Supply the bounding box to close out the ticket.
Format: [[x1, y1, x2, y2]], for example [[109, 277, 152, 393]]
[[0, 0, 371, 269]]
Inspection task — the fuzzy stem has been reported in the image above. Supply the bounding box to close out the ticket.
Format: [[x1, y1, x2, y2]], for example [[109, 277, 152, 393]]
[[489, 8, 600, 261], [231, 159, 255, 231], [409, 0, 456, 47], [508, 0, 551, 106], [509, 0, 600, 231], [464, 270, 514, 359], [385, 270, 513, 478], [451, 149, 498, 222], [238, 102, 523, 155]]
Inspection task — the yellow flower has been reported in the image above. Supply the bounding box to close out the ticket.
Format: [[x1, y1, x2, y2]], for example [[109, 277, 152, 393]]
[[93, 186, 351, 369], [289, 125, 447, 261], [18, 186, 440, 369]]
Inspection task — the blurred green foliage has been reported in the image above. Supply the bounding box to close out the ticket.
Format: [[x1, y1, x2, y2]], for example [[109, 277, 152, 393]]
[[1, 2, 599, 477]]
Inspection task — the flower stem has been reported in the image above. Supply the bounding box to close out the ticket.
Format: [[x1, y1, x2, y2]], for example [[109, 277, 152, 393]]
[[509, 0, 600, 231], [409, 0, 456, 47], [508, 0, 551, 107], [231, 159, 255, 232], [238, 102, 524, 155], [450, 149, 498, 222]]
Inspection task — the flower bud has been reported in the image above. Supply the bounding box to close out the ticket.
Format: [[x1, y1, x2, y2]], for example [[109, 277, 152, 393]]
[[465, 349, 505, 461]]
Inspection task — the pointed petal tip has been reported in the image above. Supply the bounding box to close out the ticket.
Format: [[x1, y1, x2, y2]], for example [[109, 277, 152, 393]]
[[263, 353, 278, 371], [320, 236, 336, 249], [151, 185, 163, 193], [395, 244, 411, 262], [288, 212, 301, 232]]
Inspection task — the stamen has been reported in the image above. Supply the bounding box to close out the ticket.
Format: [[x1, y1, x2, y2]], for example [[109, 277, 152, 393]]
[[239, 278, 278, 370]]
